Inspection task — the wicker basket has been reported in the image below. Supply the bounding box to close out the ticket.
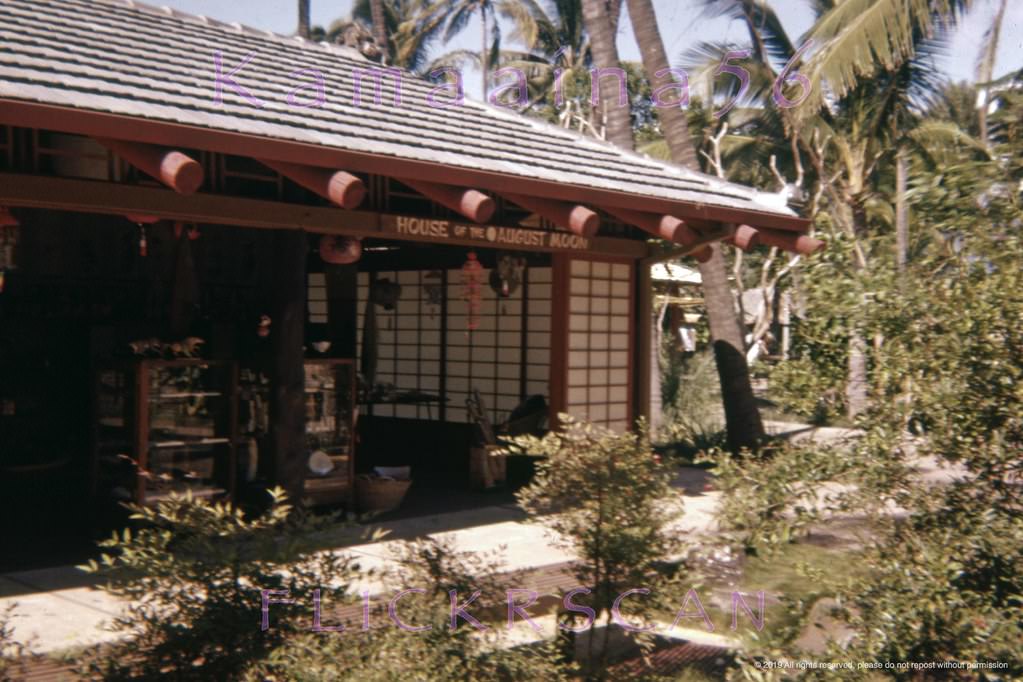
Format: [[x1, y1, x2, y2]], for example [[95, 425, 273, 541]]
[[356, 475, 412, 513]]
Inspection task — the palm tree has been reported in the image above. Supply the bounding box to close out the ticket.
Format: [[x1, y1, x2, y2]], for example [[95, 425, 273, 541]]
[[413, 0, 503, 98], [580, 0, 632, 148], [621, 0, 768, 452], [313, 1, 437, 72], [496, 0, 589, 119], [370, 0, 388, 55], [298, 0, 311, 38], [975, 0, 1009, 146]]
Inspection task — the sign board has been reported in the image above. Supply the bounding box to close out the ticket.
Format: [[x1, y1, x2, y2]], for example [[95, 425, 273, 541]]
[[381, 215, 592, 252]]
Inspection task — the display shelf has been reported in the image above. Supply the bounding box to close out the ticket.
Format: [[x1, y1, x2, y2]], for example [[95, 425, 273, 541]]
[[91, 359, 238, 506]]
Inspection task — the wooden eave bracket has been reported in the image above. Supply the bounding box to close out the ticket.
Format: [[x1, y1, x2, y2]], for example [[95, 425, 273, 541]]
[[502, 193, 600, 238], [398, 179, 496, 223], [96, 138, 204, 195], [258, 158, 366, 210]]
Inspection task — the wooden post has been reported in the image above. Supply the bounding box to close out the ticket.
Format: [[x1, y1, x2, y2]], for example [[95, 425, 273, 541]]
[[96, 138, 204, 195], [268, 230, 308, 503]]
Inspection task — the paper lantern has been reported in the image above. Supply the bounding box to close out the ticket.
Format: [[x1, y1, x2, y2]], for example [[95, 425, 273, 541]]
[[461, 251, 483, 334]]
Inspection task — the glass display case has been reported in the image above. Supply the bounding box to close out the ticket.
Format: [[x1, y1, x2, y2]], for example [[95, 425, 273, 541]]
[[301, 359, 357, 506], [92, 359, 238, 506], [236, 358, 357, 507]]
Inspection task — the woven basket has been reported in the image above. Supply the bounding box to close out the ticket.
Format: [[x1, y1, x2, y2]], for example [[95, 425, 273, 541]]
[[356, 475, 412, 513]]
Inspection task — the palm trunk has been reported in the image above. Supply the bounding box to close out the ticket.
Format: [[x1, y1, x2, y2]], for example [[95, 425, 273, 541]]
[[846, 332, 869, 419], [297, 0, 310, 39], [369, 0, 388, 60], [626, 0, 764, 451], [481, 6, 489, 99], [977, 0, 1008, 146], [895, 147, 908, 272], [580, 0, 633, 149]]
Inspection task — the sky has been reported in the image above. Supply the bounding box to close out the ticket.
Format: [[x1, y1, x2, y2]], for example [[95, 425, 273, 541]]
[[160, 0, 1023, 99]]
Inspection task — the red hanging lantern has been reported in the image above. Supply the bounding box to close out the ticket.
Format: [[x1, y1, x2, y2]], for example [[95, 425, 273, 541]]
[[461, 251, 483, 335]]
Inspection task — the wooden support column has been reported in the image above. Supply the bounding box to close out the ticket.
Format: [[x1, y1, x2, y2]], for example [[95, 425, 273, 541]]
[[399, 179, 495, 223], [259, 159, 366, 210], [268, 230, 308, 504], [96, 138, 203, 194], [503, 193, 600, 237]]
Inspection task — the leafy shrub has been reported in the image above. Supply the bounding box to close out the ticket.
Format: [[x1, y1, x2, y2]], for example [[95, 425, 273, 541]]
[[0, 605, 31, 682], [767, 357, 845, 424], [250, 536, 575, 681], [660, 349, 727, 450], [505, 415, 686, 674], [78, 488, 361, 680]]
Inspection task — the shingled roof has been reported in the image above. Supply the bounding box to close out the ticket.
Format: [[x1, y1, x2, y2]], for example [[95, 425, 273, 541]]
[[0, 0, 805, 231]]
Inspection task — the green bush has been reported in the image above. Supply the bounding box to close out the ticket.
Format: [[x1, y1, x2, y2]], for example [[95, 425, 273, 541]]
[[78, 488, 361, 680], [251, 536, 575, 681], [506, 415, 687, 676]]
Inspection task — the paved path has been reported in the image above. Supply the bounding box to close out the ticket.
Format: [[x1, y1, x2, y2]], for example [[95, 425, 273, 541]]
[[1, 423, 967, 656]]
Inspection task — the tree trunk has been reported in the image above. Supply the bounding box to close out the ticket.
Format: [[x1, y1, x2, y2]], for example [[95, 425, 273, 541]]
[[580, 0, 633, 149], [481, 7, 489, 100], [625, 0, 698, 168], [370, 0, 388, 61], [977, 0, 1008, 146], [625, 0, 764, 451], [895, 146, 908, 272], [845, 332, 869, 420], [297, 0, 310, 39]]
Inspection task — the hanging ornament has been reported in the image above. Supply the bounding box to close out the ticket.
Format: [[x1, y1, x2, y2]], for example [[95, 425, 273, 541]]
[[0, 207, 20, 294], [257, 314, 272, 338], [126, 214, 159, 257], [461, 251, 483, 335]]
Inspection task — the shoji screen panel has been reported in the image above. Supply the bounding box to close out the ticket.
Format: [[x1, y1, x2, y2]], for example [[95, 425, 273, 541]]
[[564, 259, 634, 431], [525, 267, 553, 400], [356, 271, 444, 420], [445, 266, 528, 425]]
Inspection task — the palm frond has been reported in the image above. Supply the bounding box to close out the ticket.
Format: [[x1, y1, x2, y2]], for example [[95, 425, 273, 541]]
[[800, 0, 971, 114]]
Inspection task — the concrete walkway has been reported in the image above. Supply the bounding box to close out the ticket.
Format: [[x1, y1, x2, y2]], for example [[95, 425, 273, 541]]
[[1, 424, 967, 657]]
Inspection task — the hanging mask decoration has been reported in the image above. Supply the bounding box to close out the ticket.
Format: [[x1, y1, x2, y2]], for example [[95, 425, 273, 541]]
[[125, 213, 160, 257], [0, 207, 19, 294], [461, 251, 483, 335], [424, 270, 444, 318], [489, 254, 526, 298], [257, 314, 272, 338], [370, 278, 402, 310]]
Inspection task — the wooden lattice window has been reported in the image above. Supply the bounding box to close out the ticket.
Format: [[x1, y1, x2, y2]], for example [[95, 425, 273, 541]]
[[565, 259, 633, 431]]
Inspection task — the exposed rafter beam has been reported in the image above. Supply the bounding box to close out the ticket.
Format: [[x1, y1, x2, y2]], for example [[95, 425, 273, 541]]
[[502, 193, 599, 237], [600, 206, 699, 246], [259, 159, 365, 210], [729, 224, 760, 252], [96, 138, 203, 195], [399, 179, 495, 223], [757, 229, 825, 255]]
